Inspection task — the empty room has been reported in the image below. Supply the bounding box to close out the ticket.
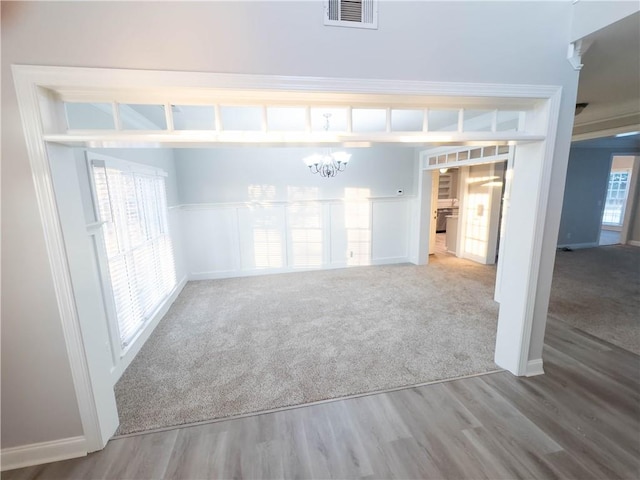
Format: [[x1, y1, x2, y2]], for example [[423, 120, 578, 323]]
[[55, 101, 520, 436], [2, 1, 639, 478]]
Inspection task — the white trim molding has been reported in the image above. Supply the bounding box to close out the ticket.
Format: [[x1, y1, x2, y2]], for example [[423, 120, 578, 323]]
[[11, 65, 564, 462], [627, 240, 640, 247], [0, 436, 87, 472], [525, 358, 545, 377]]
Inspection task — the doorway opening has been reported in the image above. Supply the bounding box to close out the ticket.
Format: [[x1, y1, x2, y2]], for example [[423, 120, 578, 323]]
[[599, 155, 635, 246], [13, 65, 561, 453]]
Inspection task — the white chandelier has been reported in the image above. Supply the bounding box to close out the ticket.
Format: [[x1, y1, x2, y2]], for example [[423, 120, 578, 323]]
[[303, 114, 351, 178]]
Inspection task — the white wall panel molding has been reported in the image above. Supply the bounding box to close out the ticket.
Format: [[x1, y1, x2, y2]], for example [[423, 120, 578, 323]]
[[181, 198, 412, 280], [0, 436, 86, 472], [179, 196, 414, 210]]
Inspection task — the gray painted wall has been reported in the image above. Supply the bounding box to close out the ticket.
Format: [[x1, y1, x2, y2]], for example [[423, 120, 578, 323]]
[[558, 148, 613, 246], [2, 0, 579, 449], [174, 147, 416, 205], [558, 147, 640, 247]]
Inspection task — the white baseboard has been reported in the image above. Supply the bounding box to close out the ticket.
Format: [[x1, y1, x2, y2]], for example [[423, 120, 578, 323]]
[[557, 242, 598, 250], [525, 358, 545, 377], [371, 256, 410, 266], [189, 258, 411, 281], [628, 240, 640, 247], [1, 436, 86, 471]]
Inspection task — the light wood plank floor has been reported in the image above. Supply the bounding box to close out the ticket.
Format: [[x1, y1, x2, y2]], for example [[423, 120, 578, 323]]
[[3, 318, 639, 479]]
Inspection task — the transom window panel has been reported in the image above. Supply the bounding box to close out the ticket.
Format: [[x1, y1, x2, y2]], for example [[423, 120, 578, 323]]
[[463, 110, 493, 132], [352, 108, 386, 132], [92, 159, 176, 348], [497, 111, 522, 132], [61, 100, 529, 137], [428, 109, 460, 132], [65, 102, 115, 130], [172, 105, 216, 130], [391, 109, 423, 132], [310, 108, 348, 132], [267, 107, 306, 131], [119, 104, 167, 130], [602, 170, 631, 226], [220, 106, 263, 131]]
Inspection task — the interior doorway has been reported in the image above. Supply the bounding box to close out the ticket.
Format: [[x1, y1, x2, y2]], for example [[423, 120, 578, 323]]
[[14, 65, 562, 454], [424, 147, 510, 265], [599, 155, 636, 246]]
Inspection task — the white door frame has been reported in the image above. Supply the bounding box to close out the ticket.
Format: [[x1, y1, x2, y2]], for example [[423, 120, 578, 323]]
[[12, 65, 562, 455], [621, 156, 640, 244]]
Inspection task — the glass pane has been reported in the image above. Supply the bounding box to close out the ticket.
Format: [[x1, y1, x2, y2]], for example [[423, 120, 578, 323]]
[[352, 108, 386, 132], [65, 102, 115, 130], [120, 104, 167, 130], [428, 109, 459, 131], [220, 106, 263, 131], [267, 107, 306, 131], [172, 105, 215, 130], [497, 111, 521, 132], [310, 108, 348, 132], [483, 146, 497, 156], [470, 148, 482, 159], [463, 110, 493, 132], [391, 109, 423, 132]]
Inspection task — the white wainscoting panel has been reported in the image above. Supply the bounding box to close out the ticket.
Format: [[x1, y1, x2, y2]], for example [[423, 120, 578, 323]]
[[183, 207, 240, 277], [182, 198, 412, 279], [237, 205, 288, 271], [286, 202, 328, 270], [372, 200, 410, 263]]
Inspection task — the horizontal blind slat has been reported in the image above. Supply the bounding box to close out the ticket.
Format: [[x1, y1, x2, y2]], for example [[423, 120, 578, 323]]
[[92, 161, 177, 348]]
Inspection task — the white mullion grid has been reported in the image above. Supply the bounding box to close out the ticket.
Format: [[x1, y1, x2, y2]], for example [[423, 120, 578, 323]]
[[112, 102, 122, 131], [457, 109, 464, 133], [385, 107, 391, 133], [261, 106, 268, 132], [305, 106, 312, 133], [164, 102, 174, 131], [214, 104, 222, 132], [518, 111, 527, 132], [423, 109, 429, 132], [346, 106, 353, 133]]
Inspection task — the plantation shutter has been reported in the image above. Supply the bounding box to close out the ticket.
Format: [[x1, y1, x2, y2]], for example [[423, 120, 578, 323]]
[[92, 159, 176, 348]]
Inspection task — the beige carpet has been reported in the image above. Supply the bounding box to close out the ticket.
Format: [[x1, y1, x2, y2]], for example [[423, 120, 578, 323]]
[[115, 254, 499, 435], [549, 245, 640, 355]]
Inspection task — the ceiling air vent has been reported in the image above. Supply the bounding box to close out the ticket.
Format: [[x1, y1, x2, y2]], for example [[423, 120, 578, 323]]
[[324, 0, 378, 30]]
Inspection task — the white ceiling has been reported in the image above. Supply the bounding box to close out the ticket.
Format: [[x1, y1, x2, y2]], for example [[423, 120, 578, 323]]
[[574, 12, 640, 130]]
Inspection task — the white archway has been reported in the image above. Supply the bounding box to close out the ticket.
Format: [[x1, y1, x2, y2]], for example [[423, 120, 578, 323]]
[[12, 65, 561, 453]]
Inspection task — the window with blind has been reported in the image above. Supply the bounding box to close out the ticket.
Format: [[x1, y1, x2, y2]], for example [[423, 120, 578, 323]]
[[91, 158, 176, 348]]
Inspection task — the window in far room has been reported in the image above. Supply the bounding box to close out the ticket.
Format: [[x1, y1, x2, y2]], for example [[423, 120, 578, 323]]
[[602, 166, 632, 226]]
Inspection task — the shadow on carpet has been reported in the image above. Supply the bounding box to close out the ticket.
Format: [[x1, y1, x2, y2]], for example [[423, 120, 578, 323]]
[[115, 256, 499, 435]]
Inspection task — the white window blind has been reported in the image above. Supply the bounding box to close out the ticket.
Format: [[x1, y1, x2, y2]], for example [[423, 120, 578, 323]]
[[92, 159, 176, 348]]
